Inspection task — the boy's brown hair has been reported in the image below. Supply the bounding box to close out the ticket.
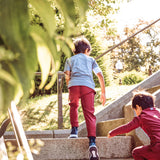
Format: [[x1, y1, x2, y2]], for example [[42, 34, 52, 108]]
[[132, 90, 155, 110], [73, 37, 91, 54]]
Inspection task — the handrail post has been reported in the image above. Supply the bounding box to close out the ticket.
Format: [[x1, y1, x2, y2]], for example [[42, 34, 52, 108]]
[[57, 71, 65, 129]]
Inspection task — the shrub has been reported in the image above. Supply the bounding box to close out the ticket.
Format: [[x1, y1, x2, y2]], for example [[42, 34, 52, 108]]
[[121, 71, 146, 85]]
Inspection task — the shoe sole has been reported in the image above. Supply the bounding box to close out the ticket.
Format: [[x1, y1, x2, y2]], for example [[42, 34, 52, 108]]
[[68, 134, 78, 138], [89, 145, 99, 160]]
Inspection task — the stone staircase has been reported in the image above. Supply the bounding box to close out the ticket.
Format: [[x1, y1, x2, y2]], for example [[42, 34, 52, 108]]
[[78, 70, 160, 138], [5, 136, 133, 160], [3, 70, 160, 159]]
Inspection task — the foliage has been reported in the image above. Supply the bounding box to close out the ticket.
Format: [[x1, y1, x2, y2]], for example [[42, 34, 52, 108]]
[[0, 0, 88, 112], [143, 24, 160, 70], [120, 36, 144, 71], [31, 0, 122, 96], [112, 20, 160, 72], [88, 0, 120, 36], [31, 53, 68, 97], [120, 71, 146, 85]]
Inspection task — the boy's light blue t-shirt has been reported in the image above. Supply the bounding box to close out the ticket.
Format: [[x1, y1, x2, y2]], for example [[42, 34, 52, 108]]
[[64, 53, 102, 90]]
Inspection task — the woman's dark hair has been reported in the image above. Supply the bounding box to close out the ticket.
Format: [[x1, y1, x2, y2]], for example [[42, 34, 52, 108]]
[[132, 90, 155, 110], [73, 37, 91, 54]]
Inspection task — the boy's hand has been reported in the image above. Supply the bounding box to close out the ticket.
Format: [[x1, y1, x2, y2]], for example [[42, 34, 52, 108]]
[[64, 71, 71, 86], [100, 93, 106, 106], [107, 131, 114, 138], [97, 72, 106, 106]]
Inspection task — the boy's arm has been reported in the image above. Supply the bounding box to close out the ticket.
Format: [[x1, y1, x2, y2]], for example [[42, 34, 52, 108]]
[[108, 117, 140, 138], [97, 72, 106, 106], [64, 71, 71, 86], [64, 58, 71, 86]]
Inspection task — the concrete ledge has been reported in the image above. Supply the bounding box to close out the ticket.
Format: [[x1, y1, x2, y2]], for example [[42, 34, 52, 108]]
[[153, 89, 160, 108], [97, 118, 125, 136], [53, 129, 70, 138], [4, 129, 71, 139], [4, 130, 53, 139], [5, 136, 133, 160], [135, 128, 150, 146], [146, 85, 160, 94]]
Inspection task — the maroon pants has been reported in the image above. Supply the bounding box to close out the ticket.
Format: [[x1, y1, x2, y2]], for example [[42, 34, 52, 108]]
[[132, 143, 160, 160], [69, 86, 96, 137]]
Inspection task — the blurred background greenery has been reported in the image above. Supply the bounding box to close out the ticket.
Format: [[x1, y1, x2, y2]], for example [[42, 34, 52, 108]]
[[1, 0, 160, 130]]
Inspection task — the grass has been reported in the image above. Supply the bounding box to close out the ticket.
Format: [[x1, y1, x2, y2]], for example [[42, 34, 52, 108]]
[[7, 84, 136, 131], [2, 84, 137, 160]]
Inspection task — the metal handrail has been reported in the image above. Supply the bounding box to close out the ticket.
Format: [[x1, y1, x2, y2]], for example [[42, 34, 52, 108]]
[[95, 18, 160, 60]]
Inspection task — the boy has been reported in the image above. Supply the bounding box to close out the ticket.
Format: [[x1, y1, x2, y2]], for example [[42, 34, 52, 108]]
[[64, 37, 106, 160], [108, 90, 160, 160]]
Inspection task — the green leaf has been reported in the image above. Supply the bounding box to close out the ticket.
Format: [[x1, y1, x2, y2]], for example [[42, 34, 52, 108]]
[[7, 63, 23, 105], [55, 0, 75, 36], [37, 44, 52, 89], [0, 63, 23, 113], [57, 39, 72, 57], [75, 0, 88, 18], [30, 25, 60, 89], [0, 0, 38, 111], [0, 46, 19, 61], [0, 69, 16, 85], [55, 0, 88, 36], [31, 29, 51, 89], [56, 0, 76, 22], [0, 0, 29, 51], [0, 83, 14, 113], [30, 0, 56, 37], [45, 73, 57, 90], [10, 37, 38, 103]]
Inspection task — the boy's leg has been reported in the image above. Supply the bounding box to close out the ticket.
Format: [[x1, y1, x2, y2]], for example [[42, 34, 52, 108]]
[[80, 86, 99, 160], [132, 144, 160, 160], [69, 86, 80, 128], [80, 86, 96, 138], [132, 145, 148, 160]]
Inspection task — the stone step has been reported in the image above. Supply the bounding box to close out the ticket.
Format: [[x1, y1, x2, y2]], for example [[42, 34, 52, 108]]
[[97, 118, 126, 137], [5, 136, 133, 160], [101, 159, 133, 160], [4, 129, 71, 139], [4, 130, 54, 139]]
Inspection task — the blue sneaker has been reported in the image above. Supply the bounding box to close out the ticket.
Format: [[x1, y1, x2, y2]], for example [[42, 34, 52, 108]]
[[89, 137, 99, 160], [89, 145, 99, 160], [68, 127, 78, 138]]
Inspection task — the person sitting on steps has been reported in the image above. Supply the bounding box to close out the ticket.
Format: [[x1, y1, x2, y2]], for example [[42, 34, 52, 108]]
[[108, 90, 160, 160]]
